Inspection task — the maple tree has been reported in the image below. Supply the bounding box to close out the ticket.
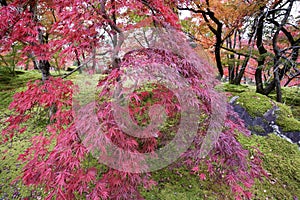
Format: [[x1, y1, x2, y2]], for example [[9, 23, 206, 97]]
[[1, 0, 268, 199], [177, 0, 269, 79], [251, 0, 300, 102], [220, 0, 300, 101], [178, 0, 300, 101]]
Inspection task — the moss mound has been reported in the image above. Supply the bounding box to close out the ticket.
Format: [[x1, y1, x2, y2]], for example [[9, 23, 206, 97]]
[[235, 91, 300, 132], [238, 134, 300, 199], [276, 103, 300, 132], [140, 133, 300, 199], [236, 92, 273, 117]]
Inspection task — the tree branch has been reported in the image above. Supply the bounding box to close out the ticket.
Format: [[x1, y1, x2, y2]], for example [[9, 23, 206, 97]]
[[220, 46, 257, 60], [62, 50, 111, 79]]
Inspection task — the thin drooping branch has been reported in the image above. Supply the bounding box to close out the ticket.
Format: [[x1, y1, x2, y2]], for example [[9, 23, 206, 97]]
[[141, 0, 159, 15], [284, 70, 300, 86], [0, 54, 9, 67], [62, 50, 111, 79], [220, 46, 257, 60], [62, 58, 93, 79]]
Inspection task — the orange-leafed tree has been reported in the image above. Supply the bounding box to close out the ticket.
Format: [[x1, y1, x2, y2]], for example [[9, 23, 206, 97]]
[[177, 0, 268, 79]]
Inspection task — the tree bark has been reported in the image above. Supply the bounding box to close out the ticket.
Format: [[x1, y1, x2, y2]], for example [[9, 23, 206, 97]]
[[233, 56, 250, 85], [37, 29, 51, 80], [28, 1, 51, 80], [255, 8, 267, 94], [39, 60, 51, 81], [0, 0, 7, 6], [270, 0, 293, 102], [215, 31, 224, 79]]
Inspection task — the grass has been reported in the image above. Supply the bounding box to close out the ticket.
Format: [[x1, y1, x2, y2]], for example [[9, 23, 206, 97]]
[[0, 71, 300, 199], [0, 69, 41, 110]]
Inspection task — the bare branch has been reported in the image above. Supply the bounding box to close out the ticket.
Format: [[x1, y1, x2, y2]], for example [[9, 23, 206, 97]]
[[133, 34, 146, 48], [62, 57, 93, 79], [220, 46, 257, 60]]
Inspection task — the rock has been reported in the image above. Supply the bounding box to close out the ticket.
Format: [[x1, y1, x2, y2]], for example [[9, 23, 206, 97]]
[[229, 96, 239, 104], [231, 103, 300, 147], [263, 106, 279, 123]]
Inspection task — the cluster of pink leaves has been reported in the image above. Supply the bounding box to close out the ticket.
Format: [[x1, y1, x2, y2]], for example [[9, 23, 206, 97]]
[[3, 78, 153, 199], [95, 48, 267, 199], [187, 108, 266, 200], [0, 0, 180, 67]]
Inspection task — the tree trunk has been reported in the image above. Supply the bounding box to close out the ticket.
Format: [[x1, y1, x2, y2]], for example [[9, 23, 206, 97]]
[[274, 70, 282, 102], [255, 8, 267, 94], [39, 60, 51, 81], [33, 59, 38, 70], [215, 26, 224, 79], [0, 0, 7, 6], [255, 67, 264, 93], [233, 56, 250, 85]]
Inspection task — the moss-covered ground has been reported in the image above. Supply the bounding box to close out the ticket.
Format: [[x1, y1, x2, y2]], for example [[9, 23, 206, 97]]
[[219, 83, 300, 132], [0, 72, 300, 199]]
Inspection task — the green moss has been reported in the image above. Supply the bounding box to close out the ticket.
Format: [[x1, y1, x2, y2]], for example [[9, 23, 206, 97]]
[[291, 106, 300, 121], [269, 86, 300, 106], [142, 131, 300, 200], [215, 83, 254, 95], [1, 72, 299, 199], [0, 70, 41, 110], [269, 86, 300, 121], [236, 92, 273, 117], [276, 103, 300, 132], [140, 167, 228, 200], [230, 90, 300, 132], [249, 125, 266, 133], [72, 74, 103, 107], [238, 133, 300, 199], [0, 115, 45, 199]]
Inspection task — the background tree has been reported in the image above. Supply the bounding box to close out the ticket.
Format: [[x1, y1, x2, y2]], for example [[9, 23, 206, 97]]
[[177, 0, 268, 79], [252, 0, 299, 102], [177, 0, 299, 100]]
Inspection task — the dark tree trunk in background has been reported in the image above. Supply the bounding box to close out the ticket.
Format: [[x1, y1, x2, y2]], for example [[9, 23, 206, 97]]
[[252, 1, 297, 101], [39, 60, 51, 81], [215, 33, 224, 79], [274, 71, 282, 102], [233, 56, 250, 85], [0, 0, 7, 6], [33, 59, 38, 70], [255, 8, 267, 94], [29, 2, 51, 81], [210, 12, 224, 79], [177, 5, 225, 79]]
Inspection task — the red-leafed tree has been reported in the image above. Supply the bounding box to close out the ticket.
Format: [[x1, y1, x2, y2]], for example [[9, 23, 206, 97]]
[[1, 0, 266, 199]]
